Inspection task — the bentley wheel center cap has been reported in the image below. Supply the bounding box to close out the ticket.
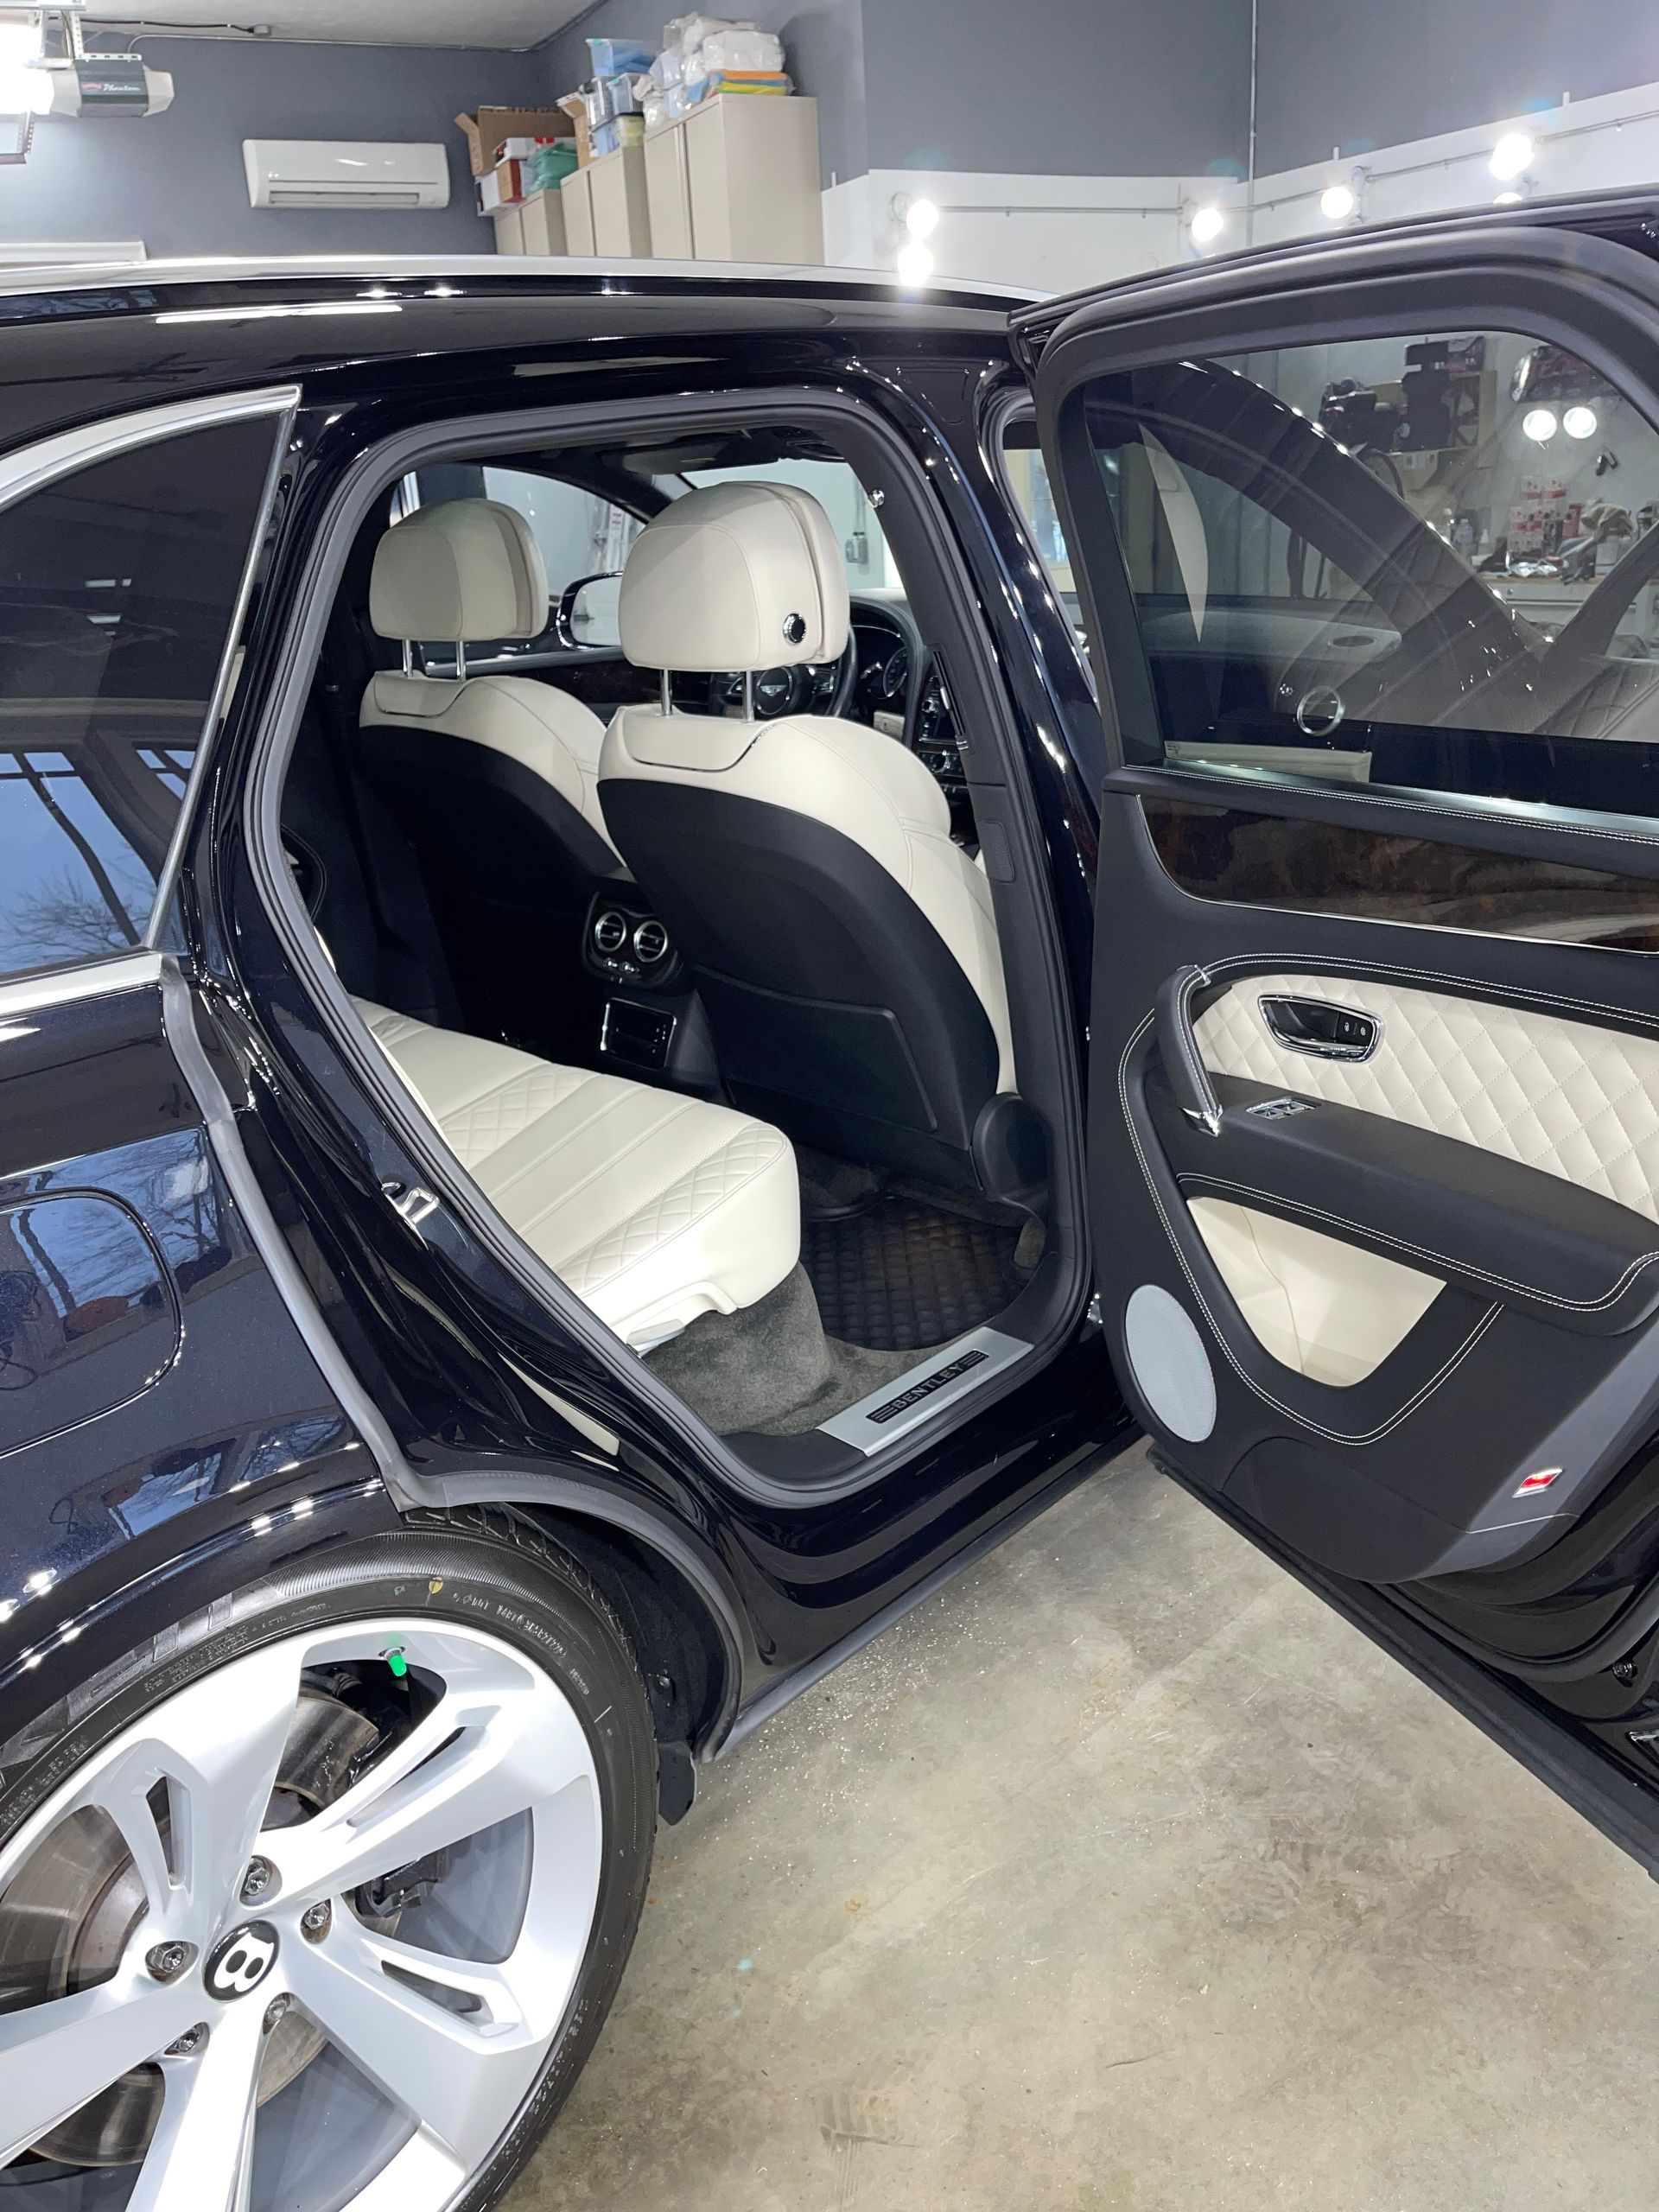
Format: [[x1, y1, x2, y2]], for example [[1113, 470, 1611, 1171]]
[[204, 1919, 280, 2000]]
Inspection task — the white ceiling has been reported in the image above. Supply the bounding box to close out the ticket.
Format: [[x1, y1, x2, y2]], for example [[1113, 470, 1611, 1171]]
[[80, 0, 591, 49]]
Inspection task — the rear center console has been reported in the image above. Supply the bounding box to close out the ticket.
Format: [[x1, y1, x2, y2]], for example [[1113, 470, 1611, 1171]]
[[582, 885, 719, 1089]]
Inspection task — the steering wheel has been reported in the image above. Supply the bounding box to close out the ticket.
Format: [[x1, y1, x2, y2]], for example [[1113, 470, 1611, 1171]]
[[702, 628, 860, 721]]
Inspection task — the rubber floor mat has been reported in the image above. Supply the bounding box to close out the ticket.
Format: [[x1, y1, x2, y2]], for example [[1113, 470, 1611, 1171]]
[[803, 1194, 1026, 1351]]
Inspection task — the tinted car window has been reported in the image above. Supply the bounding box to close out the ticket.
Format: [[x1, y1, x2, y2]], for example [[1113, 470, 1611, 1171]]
[[1073, 329, 1659, 817], [0, 416, 279, 979]]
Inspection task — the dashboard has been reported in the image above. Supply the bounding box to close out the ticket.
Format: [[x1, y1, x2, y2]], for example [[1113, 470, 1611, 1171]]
[[673, 597, 974, 839], [850, 601, 974, 840]]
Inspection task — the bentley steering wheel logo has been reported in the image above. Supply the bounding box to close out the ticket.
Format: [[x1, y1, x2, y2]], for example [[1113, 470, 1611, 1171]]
[[205, 1919, 280, 2000]]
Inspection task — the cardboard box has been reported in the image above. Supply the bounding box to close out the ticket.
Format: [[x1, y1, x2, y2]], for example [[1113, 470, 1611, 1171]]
[[556, 91, 593, 166], [454, 105, 573, 178], [475, 156, 529, 213]]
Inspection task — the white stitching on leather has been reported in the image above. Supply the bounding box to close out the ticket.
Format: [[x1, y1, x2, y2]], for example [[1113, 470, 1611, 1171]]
[[1118, 1007, 1500, 1445], [1176, 1171, 1659, 1313], [1196, 958, 1659, 1225]]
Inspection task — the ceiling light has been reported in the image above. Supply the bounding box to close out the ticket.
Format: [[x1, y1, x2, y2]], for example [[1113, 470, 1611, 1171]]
[[1189, 204, 1226, 247], [1522, 405, 1558, 442], [1562, 404, 1599, 441], [1490, 130, 1535, 182], [1319, 181, 1357, 223], [895, 239, 934, 286], [904, 195, 939, 241], [0, 59, 48, 112], [0, 16, 43, 65]]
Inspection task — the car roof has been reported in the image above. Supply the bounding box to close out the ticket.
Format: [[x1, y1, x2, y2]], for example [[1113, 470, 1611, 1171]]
[[0, 251, 1040, 314]]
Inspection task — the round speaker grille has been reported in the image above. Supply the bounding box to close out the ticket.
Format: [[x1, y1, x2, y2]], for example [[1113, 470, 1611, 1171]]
[[1123, 1284, 1217, 1443]]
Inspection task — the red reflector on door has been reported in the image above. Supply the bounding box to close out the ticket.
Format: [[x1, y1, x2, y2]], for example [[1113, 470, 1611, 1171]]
[[1515, 1467, 1563, 1497]]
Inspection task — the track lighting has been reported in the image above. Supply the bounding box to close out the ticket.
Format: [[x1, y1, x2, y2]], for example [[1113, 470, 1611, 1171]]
[[1490, 130, 1535, 182], [1188, 203, 1226, 248]]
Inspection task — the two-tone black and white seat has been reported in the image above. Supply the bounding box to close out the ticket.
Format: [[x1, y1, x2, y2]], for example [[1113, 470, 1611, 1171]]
[[597, 480, 1023, 1193], [356, 499, 622, 1040], [354, 999, 799, 1350]]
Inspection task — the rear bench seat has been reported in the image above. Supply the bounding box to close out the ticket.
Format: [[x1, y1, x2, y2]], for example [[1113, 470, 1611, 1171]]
[[353, 1001, 799, 1348]]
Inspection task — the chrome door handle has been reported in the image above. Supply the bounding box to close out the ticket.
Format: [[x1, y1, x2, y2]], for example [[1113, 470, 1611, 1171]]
[[1258, 994, 1381, 1062]]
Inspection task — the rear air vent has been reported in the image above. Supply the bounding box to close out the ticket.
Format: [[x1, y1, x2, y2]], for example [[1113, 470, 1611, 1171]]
[[593, 909, 629, 956], [632, 918, 669, 966]]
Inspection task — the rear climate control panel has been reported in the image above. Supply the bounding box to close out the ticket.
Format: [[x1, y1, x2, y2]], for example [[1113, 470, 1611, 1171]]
[[583, 887, 680, 988]]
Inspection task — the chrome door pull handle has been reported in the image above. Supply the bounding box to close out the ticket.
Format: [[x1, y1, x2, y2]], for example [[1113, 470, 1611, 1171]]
[[1258, 994, 1381, 1062]]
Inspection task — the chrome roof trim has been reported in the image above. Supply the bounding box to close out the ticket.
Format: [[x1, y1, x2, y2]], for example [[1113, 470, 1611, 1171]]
[[0, 251, 1039, 308]]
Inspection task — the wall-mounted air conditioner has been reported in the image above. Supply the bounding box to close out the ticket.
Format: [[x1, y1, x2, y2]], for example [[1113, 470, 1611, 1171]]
[[244, 141, 450, 212]]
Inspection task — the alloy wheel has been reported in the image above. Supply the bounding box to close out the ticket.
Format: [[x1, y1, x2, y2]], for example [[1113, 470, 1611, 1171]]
[[0, 1617, 603, 2210]]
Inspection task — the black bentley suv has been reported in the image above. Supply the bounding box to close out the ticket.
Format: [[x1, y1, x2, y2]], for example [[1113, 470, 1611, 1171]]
[[8, 192, 1659, 2209]]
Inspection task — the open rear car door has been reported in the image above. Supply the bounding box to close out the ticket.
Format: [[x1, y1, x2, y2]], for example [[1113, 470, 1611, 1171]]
[[1017, 210, 1659, 1872]]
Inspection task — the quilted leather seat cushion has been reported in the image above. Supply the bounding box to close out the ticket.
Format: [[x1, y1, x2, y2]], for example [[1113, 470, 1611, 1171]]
[[1196, 971, 1659, 1226], [355, 1001, 799, 1346]]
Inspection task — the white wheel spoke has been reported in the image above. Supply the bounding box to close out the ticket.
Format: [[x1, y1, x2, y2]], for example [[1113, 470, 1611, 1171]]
[[283, 1914, 547, 2168], [272, 1649, 589, 1905], [58, 1643, 304, 1938], [88, 1745, 180, 1930], [0, 1967, 194, 2164], [127, 1996, 267, 2212]]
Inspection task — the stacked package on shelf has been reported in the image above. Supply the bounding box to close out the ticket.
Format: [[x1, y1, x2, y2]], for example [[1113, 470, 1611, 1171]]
[[639, 17, 791, 126], [585, 37, 654, 156]]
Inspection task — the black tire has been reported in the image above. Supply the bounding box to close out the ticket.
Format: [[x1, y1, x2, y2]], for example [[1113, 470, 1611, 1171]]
[[0, 1503, 658, 2212]]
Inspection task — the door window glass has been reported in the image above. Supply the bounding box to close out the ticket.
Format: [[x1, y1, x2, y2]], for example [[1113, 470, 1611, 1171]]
[[0, 416, 279, 979], [402, 465, 642, 670], [682, 457, 893, 593], [482, 465, 644, 594], [1070, 329, 1659, 816]]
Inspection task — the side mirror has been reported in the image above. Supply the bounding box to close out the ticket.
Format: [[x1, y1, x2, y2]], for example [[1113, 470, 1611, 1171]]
[[555, 570, 623, 651]]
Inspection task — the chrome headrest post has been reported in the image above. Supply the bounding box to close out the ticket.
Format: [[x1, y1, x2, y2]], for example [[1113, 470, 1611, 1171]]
[[741, 671, 755, 719], [400, 639, 413, 676], [455, 640, 468, 682], [659, 669, 674, 716]]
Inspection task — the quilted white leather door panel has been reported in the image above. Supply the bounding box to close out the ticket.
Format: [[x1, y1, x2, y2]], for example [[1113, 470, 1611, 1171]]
[[1195, 972, 1659, 1227]]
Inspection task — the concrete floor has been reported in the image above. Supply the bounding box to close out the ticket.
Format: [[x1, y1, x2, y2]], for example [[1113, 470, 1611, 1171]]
[[519, 1443, 1656, 2212]]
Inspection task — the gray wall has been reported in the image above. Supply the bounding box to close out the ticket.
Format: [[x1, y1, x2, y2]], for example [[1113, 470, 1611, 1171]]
[[1255, 0, 1659, 173], [0, 36, 543, 257], [543, 0, 1249, 184], [539, 2, 868, 185], [861, 0, 1250, 176]]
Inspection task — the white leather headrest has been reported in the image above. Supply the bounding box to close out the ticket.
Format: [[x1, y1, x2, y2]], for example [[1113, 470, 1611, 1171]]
[[620, 480, 850, 672], [370, 499, 550, 644]]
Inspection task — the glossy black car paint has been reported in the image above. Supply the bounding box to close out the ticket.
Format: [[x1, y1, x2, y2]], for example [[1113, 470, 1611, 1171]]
[[0, 265, 1123, 1764], [9, 225, 1659, 1878]]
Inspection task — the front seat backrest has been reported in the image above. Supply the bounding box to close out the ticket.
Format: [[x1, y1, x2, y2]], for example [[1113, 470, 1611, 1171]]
[[357, 497, 621, 1053], [599, 480, 1022, 1197]]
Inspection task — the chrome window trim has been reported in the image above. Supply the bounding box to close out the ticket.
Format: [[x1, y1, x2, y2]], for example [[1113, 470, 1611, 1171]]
[[0, 384, 298, 518], [0, 949, 164, 1020], [0, 383, 301, 969]]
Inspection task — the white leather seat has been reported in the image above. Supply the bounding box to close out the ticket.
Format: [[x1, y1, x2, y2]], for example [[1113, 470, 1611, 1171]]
[[360, 497, 618, 868], [354, 998, 799, 1348], [597, 479, 1023, 1195]]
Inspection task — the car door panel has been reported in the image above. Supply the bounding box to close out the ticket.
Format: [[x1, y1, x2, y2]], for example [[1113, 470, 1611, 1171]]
[[1091, 787, 1659, 1585], [1020, 228, 1659, 1681]]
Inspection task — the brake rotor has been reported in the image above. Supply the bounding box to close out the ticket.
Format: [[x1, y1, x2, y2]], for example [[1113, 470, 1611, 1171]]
[[0, 1683, 382, 2170]]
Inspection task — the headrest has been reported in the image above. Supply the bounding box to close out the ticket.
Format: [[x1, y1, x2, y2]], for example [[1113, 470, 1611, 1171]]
[[619, 480, 850, 673], [369, 499, 550, 645]]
